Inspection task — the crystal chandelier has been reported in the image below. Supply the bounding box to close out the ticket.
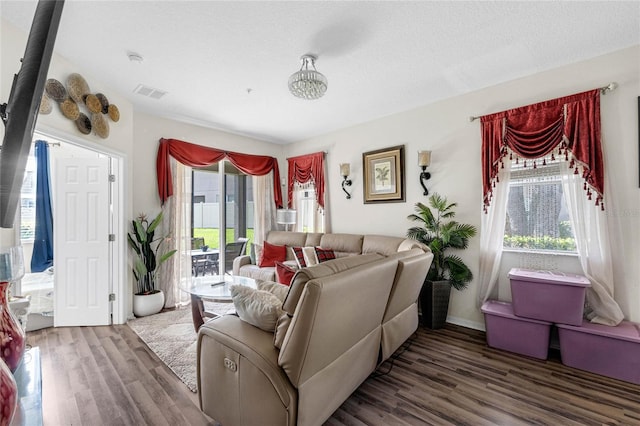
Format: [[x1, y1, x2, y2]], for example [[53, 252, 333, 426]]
[[288, 54, 327, 100]]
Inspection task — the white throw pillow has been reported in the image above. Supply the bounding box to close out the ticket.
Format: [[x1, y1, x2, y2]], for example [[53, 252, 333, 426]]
[[302, 246, 319, 266], [257, 280, 290, 303], [230, 285, 283, 332]]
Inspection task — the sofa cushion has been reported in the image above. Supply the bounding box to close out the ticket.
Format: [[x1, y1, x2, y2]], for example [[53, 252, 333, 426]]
[[230, 285, 283, 332], [362, 234, 407, 255], [314, 247, 336, 263], [304, 233, 323, 247], [318, 233, 364, 256], [275, 261, 296, 285], [259, 241, 287, 267], [281, 253, 384, 316]]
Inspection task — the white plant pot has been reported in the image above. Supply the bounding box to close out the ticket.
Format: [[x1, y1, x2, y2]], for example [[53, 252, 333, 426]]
[[133, 290, 165, 317]]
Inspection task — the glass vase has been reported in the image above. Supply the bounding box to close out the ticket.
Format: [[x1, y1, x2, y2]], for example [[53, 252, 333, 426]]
[[0, 356, 17, 426], [0, 247, 26, 372]]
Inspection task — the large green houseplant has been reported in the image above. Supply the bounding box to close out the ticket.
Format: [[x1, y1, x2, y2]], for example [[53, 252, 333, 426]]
[[127, 212, 176, 316], [407, 193, 477, 328]]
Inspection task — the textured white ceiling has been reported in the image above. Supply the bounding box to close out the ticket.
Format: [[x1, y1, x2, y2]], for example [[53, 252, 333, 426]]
[[1, 1, 639, 144]]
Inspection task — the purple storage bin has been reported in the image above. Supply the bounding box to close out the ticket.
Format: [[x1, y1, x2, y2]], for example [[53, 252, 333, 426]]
[[509, 268, 590, 326], [481, 300, 551, 360], [557, 320, 640, 384]]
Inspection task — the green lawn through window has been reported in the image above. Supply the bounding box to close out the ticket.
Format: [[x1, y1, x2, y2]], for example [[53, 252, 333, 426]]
[[193, 228, 254, 255]]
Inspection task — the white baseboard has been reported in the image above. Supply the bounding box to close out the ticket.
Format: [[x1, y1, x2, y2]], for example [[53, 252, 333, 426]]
[[446, 315, 485, 331]]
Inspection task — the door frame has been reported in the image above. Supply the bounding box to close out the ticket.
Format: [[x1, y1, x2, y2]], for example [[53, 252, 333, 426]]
[[35, 124, 127, 325]]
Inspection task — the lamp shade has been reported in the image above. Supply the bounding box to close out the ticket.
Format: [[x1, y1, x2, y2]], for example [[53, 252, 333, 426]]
[[418, 150, 431, 167], [276, 209, 297, 225], [340, 163, 350, 177]]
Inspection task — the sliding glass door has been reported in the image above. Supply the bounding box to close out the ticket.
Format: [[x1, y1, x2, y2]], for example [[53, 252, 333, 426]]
[[192, 160, 253, 275]]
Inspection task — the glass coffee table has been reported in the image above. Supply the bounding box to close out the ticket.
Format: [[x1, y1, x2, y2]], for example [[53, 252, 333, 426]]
[[182, 275, 256, 331]]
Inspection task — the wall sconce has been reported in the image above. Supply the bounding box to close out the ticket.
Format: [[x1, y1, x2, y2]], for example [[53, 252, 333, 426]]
[[276, 209, 297, 232], [418, 150, 431, 196], [339, 163, 352, 199]]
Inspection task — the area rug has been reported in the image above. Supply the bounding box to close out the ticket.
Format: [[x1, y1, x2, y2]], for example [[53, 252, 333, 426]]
[[127, 302, 235, 392]]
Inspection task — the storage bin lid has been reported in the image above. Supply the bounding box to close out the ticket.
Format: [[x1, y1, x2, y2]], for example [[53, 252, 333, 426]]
[[508, 268, 590, 287], [481, 300, 552, 325], [557, 320, 640, 343]]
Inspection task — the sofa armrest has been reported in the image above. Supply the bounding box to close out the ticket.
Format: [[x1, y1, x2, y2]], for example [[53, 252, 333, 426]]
[[233, 254, 252, 275], [197, 315, 297, 425]]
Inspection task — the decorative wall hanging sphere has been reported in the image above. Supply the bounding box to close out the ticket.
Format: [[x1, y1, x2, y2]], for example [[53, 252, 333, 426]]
[[75, 113, 92, 135], [95, 93, 110, 114], [39, 93, 52, 114], [44, 78, 66, 101], [67, 73, 90, 103], [108, 104, 120, 122], [91, 112, 109, 138], [84, 94, 102, 113], [59, 98, 80, 120]]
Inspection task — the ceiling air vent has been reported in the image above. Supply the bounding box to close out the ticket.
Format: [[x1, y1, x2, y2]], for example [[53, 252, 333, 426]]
[[133, 84, 167, 100]]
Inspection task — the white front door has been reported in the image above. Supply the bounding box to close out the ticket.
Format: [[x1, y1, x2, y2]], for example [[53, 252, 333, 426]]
[[54, 156, 110, 326]]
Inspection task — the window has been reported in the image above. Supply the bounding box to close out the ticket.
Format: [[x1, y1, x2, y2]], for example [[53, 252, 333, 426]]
[[504, 158, 576, 253], [20, 150, 37, 242], [296, 188, 316, 232]]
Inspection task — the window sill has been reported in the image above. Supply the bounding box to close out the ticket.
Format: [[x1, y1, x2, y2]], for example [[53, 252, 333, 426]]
[[502, 248, 579, 257]]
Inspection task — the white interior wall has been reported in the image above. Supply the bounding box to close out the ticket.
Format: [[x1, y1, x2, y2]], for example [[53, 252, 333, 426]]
[[286, 46, 640, 328]]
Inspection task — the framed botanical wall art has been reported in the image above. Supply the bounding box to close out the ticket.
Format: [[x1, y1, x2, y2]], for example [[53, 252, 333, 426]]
[[362, 145, 405, 203]]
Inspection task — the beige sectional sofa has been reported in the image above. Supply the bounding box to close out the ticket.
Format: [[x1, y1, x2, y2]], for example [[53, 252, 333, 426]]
[[198, 245, 433, 426], [233, 230, 427, 281]]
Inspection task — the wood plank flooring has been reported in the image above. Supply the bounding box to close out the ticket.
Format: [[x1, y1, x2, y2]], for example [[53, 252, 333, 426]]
[[26, 323, 640, 425]]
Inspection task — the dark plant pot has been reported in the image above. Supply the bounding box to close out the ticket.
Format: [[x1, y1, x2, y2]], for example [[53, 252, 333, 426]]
[[420, 280, 451, 329]]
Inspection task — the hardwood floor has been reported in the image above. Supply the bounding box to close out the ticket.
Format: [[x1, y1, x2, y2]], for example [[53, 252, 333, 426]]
[[27, 323, 640, 425]]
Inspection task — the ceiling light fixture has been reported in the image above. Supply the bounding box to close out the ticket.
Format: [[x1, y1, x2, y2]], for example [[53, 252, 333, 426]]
[[288, 54, 327, 100]]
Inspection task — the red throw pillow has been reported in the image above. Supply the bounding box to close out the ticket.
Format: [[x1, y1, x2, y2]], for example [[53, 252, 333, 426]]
[[258, 241, 287, 267], [291, 246, 306, 267], [275, 261, 296, 286], [314, 247, 336, 263]]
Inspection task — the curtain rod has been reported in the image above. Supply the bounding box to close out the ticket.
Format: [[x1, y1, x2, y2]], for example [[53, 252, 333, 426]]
[[468, 82, 618, 123]]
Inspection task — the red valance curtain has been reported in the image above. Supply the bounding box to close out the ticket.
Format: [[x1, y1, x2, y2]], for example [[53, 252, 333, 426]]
[[287, 152, 325, 209], [482, 89, 603, 211], [156, 138, 283, 208]]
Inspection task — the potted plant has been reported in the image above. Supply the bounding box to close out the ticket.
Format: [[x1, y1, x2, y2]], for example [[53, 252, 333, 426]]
[[127, 212, 176, 317], [407, 193, 477, 329]]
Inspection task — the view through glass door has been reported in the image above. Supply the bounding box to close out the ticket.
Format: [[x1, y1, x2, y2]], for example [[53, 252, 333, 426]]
[[192, 160, 253, 276]]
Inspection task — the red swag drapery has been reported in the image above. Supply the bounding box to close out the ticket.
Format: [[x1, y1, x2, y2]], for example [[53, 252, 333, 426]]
[[156, 138, 283, 208], [481, 89, 604, 211], [286, 152, 325, 209]]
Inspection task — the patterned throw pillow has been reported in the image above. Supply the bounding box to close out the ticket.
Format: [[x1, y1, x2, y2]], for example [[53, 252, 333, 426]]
[[290, 246, 307, 267], [314, 247, 336, 263]]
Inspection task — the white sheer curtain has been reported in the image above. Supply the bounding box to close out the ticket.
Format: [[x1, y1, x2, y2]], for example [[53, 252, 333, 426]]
[[253, 172, 277, 245], [561, 163, 623, 325], [159, 159, 192, 308], [291, 182, 326, 233], [477, 161, 511, 306]]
